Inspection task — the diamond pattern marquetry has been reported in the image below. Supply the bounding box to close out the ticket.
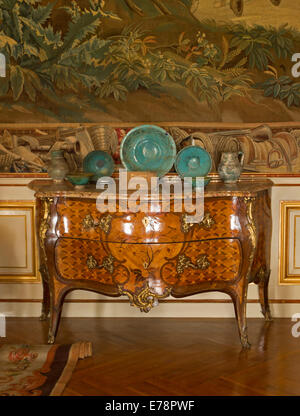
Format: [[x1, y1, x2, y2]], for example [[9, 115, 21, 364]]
[[161, 238, 241, 286], [57, 199, 103, 240], [55, 238, 128, 286], [189, 198, 240, 240]]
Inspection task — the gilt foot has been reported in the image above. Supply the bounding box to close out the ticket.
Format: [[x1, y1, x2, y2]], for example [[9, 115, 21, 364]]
[[261, 307, 273, 322], [241, 333, 251, 349], [39, 311, 49, 321], [48, 334, 55, 344]]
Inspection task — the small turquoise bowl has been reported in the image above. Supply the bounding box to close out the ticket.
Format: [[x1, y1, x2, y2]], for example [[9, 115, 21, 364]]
[[175, 145, 212, 179], [66, 172, 93, 187], [83, 150, 115, 182]]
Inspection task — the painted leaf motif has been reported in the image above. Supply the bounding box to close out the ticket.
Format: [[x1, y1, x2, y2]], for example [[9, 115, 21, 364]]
[[279, 85, 291, 99], [0, 76, 9, 96], [22, 71, 36, 102], [287, 94, 294, 107], [273, 83, 280, 97], [264, 86, 275, 97], [31, 3, 54, 24], [63, 13, 100, 50], [10, 65, 24, 101], [0, 34, 17, 48]]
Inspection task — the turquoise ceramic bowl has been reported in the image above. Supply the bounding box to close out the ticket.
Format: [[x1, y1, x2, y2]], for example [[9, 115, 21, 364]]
[[83, 150, 115, 182], [175, 146, 212, 179], [120, 125, 176, 177], [66, 172, 93, 186]]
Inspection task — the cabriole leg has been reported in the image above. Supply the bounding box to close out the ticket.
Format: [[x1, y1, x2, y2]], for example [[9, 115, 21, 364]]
[[39, 264, 50, 321], [229, 283, 251, 349], [48, 286, 66, 344], [258, 269, 272, 321]]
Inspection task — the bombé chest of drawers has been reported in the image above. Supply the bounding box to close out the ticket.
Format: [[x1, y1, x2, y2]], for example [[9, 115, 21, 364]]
[[29, 179, 273, 348]]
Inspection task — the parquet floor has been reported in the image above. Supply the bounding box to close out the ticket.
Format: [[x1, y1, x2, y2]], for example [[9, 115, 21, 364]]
[[2, 317, 300, 396]]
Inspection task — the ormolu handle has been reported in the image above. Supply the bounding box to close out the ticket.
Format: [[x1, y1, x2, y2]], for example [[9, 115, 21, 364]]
[[181, 212, 215, 233], [82, 213, 112, 234], [177, 254, 210, 274], [82, 214, 95, 230], [86, 254, 114, 274]]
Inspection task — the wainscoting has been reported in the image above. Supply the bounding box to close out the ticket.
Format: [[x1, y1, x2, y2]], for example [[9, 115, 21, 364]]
[[0, 201, 38, 282], [280, 201, 300, 284]]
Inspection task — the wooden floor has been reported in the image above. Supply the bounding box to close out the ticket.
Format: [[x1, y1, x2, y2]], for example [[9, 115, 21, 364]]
[[2, 317, 300, 396]]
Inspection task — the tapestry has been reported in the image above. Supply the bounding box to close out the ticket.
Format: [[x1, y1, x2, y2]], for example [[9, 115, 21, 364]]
[[0, 342, 92, 396], [0, 0, 300, 123]]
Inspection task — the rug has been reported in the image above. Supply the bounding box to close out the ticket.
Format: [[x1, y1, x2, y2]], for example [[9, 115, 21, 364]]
[[0, 342, 92, 396]]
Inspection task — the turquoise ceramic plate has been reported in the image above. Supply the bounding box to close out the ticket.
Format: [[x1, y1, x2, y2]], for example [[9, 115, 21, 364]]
[[175, 146, 212, 179], [120, 125, 176, 177], [83, 150, 114, 182]]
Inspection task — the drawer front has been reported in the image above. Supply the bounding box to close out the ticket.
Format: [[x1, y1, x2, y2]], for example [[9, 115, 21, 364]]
[[160, 238, 242, 287], [55, 237, 241, 289], [56, 198, 240, 243], [56, 199, 184, 243], [55, 238, 127, 287], [187, 198, 241, 241]]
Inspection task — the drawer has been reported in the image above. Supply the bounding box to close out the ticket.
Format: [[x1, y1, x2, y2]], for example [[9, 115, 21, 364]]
[[160, 238, 242, 286], [55, 237, 241, 288], [56, 199, 185, 243], [55, 238, 119, 286], [56, 198, 240, 243], [186, 198, 241, 241]]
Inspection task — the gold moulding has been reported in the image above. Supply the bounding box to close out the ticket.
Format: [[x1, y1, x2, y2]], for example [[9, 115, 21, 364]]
[[280, 202, 300, 284], [243, 197, 257, 251], [39, 198, 53, 259], [244, 197, 258, 283]]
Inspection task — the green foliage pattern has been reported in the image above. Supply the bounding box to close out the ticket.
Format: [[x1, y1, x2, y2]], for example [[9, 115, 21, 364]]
[[0, 0, 300, 110]]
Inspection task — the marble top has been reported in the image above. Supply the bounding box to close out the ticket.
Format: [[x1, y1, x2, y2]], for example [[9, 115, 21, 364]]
[[28, 177, 273, 199]]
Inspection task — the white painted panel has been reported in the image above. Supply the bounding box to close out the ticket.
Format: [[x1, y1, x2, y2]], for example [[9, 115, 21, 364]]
[[0, 216, 26, 268], [0, 206, 34, 276]]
